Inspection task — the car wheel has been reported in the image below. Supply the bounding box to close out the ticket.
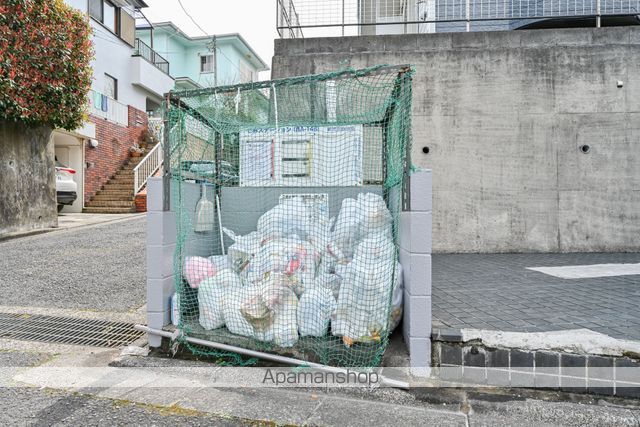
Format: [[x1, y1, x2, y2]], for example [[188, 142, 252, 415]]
[[57, 205, 64, 213]]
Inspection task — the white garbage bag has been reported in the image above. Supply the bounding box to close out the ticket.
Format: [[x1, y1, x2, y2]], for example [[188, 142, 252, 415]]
[[261, 279, 299, 347], [257, 197, 311, 242], [198, 269, 242, 330], [298, 286, 337, 337], [223, 286, 260, 338], [315, 272, 342, 301], [224, 274, 299, 347], [331, 197, 359, 259], [240, 286, 275, 343], [307, 216, 335, 255], [332, 235, 396, 346], [223, 227, 262, 274], [208, 254, 230, 271], [357, 193, 393, 240], [242, 238, 319, 296], [388, 262, 404, 332], [331, 193, 393, 261]]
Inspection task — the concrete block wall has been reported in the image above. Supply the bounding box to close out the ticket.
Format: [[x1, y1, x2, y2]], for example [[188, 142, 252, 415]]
[[0, 121, 57, 237], [399, 169, 433, 377], [146, 177, 176, 347]]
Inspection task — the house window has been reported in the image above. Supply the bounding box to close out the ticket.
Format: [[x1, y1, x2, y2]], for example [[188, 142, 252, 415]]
[[89, 0, 120, 35], [89, 0, 102, 21], [201, 54, 214, 74], [103, 1, 118, 33], [104, 74, 117, 100]]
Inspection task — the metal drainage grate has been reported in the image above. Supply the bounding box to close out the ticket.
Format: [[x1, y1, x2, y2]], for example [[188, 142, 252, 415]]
[[0, 312, 144, 348]]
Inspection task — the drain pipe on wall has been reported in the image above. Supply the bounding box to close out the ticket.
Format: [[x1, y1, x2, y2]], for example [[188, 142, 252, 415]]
[[134, 325, 410, 390]]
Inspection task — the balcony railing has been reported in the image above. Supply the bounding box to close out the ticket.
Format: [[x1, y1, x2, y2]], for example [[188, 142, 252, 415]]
[[133, 38, 170, 75], [276, 0, 640, 37], [88, 89, 128, 127]]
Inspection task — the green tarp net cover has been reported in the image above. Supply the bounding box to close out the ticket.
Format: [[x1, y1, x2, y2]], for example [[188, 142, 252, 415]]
[[168, 65, 414, 367]]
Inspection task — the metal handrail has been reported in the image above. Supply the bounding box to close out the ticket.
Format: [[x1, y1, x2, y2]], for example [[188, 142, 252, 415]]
[[133, 38, 170, 75], [133, 141, 164, 194], [276, 0, 640, 36]]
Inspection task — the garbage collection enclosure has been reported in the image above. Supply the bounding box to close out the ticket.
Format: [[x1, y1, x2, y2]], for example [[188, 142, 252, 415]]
[[169, 65, 414, 367]]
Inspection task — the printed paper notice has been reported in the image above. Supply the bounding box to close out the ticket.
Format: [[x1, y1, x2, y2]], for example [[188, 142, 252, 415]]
[[240, 140, 272, 184]]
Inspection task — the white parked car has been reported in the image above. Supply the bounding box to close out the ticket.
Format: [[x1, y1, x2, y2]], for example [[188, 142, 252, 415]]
[[56, 160, 77, 213]]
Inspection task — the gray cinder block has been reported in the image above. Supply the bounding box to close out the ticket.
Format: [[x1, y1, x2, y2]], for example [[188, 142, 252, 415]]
[[403, 253, 432, 297], [400, 211, 432, 254], [147, 276, 176, 313], [147, 211, 176, 246], [146, 178, 164, 212], [147, 310, 171, 332], [409, 170, 433, 212], [403, 295, 431, 339], [147, 243, 176, 280]]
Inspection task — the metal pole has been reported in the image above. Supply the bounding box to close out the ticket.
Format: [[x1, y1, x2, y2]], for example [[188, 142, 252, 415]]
[[212, 35, 218, 87], [342, 0, 346, 36], [596, 0, 601, 27], [162, 92, 171, 212], [135, 325, 411, 389], [466, 0, 471, 31]]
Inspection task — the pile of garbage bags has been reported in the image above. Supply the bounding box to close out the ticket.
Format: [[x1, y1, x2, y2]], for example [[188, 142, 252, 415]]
[[183, 193, 403, 348]]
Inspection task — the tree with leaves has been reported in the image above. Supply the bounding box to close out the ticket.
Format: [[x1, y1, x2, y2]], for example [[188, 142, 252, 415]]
[[0, 0, 93, 130]]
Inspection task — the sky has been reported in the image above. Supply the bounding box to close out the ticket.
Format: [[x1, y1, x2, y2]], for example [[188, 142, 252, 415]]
[[141, 0, 279, 78]]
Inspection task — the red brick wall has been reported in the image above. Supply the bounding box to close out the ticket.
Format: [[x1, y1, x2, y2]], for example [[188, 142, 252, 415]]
[[84, 106, 148, 203], [135, 192, 147, 213]]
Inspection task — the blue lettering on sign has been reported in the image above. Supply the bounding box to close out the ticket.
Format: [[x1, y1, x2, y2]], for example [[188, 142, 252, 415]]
[[243, 125, 357, 135]]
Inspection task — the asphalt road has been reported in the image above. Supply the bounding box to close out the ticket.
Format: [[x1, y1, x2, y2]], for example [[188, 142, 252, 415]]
[[0, 216, 147, 312]]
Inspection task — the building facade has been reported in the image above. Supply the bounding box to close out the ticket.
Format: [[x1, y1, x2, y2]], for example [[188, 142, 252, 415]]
[[56, 0, 174, 212], [136, 22, 269, 90]]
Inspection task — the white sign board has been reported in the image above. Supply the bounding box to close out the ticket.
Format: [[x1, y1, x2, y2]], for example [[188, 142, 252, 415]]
[[240, 125, 363, 187]]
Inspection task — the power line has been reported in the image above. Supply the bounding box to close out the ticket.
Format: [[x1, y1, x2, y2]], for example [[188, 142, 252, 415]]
[[174, 0, 249, 79], [177, 0, 209, 37]]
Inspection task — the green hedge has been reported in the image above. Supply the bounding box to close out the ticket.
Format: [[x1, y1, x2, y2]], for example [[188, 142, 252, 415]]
[[0, 0, 93, 130]]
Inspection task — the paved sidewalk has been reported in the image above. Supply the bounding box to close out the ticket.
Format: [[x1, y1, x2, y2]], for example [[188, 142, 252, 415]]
[[433, 253, 640, 340], [56, 213, 145, 230], [3, 349, 639, 426]]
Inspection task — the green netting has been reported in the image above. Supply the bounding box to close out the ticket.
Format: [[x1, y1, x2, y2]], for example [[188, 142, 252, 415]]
[[168, 65, 414, 367]]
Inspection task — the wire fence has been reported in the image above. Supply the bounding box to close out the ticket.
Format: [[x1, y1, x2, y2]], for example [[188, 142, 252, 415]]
[[276, 0, 640, 37], [167, 65, 414, 367]]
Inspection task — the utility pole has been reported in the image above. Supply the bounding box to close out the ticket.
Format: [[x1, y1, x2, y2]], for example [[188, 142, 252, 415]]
[[212, 35, 217, 87], [206, 35, 218, 87]]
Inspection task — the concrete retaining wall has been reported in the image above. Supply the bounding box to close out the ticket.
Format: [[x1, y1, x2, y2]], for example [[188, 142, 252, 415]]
[[0, 121, 56, 237], [272, 27, 640, 253]]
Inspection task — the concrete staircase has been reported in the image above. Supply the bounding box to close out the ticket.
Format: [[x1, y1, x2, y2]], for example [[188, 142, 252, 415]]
[[83, 156, 144, 214]]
